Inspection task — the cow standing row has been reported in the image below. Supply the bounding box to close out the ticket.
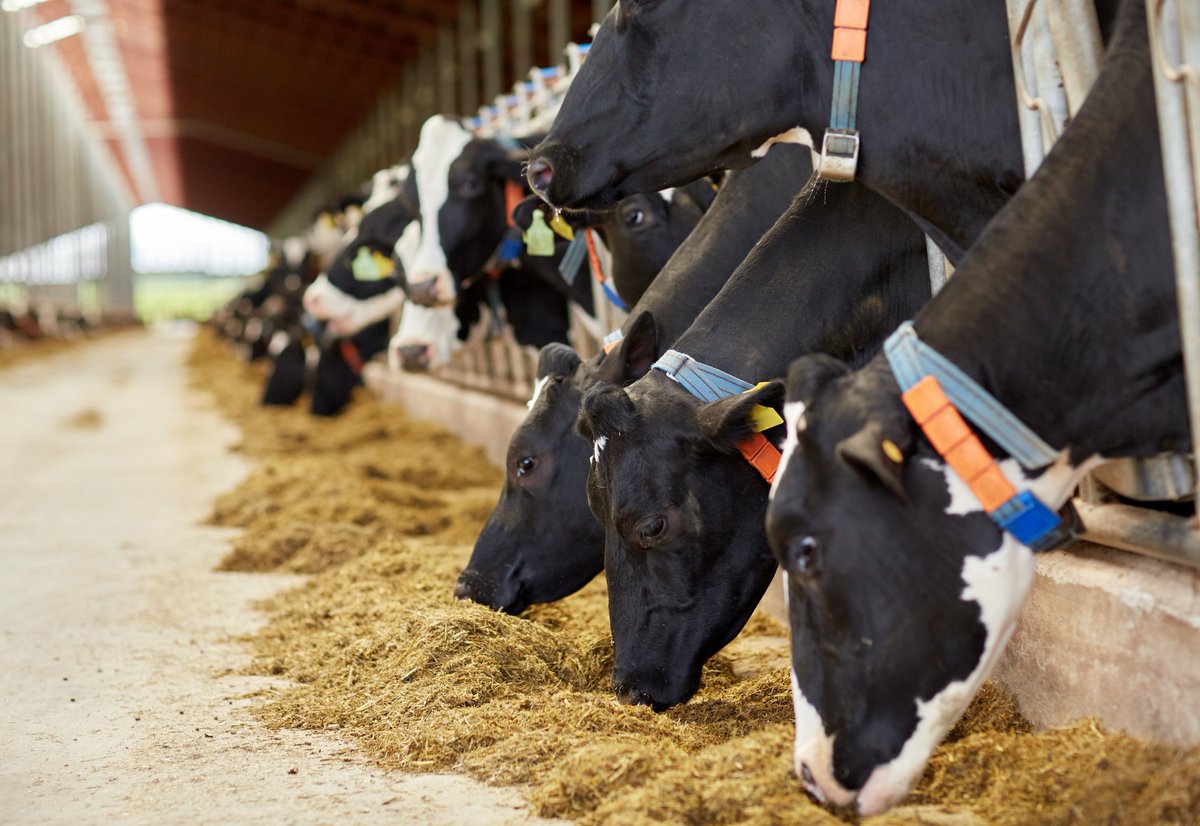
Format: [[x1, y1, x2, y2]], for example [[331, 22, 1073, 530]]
[[450, 0, 1191, 817]]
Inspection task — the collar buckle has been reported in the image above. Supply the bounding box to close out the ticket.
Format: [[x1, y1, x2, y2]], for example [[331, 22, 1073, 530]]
[[818, 129, 860, 182]]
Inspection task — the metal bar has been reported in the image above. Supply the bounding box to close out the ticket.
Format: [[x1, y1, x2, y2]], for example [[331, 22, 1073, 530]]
[[548, 0, 570, 60], [1076, 499, 1200, 569], [480, 0, 502, 102], [511, 0, 532, 93], [458, 1, 479, 115], [438, 25, 457, 115], [1044, 0, 1103, 116], [1147, 0, 1200, 521], [592, 0, 612, 26], [926, 235, 948, 295]]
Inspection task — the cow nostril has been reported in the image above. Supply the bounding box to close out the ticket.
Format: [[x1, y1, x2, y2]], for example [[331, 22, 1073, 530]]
[[528, 158, 554, 194], [453, 578, 473, 601], [801, 763, 815, 786]]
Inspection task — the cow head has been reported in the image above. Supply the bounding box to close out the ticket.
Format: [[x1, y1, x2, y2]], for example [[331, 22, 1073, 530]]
[[403, 115, 528, 307], [528, 0, 807, 209], [765, 354, 1047, 815], [577, 370, 784, 710], [457, 312, 660, 613], [304, 194, 412, 337]]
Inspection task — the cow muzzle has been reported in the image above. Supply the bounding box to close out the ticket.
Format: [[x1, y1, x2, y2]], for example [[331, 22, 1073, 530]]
[[405, 271, 457, 308]]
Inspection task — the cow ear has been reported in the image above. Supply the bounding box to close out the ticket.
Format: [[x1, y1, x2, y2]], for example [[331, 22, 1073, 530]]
[[785, 354, 851, 406], [597, 311, 658, 385], [696, 380, 786, 455], [836, 418, 912, 501], [577, 382, 637, 443], [536, 342, 582, 379]]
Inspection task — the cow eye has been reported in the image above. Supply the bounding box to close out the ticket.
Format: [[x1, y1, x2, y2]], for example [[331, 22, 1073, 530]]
[[457, 176, 484, 198], [786, 536, 819, 573], [623, 207, 645, 227], [636, 515, 667, 545], [515, 456, 538, 477]]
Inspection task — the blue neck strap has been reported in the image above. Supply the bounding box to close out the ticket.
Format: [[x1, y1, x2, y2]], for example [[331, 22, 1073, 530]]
[[652, 349, 754, 403], [884, 322, 1059, 470]]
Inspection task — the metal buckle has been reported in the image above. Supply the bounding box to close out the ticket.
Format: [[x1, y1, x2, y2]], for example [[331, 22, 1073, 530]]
[[818, 128, 860, 181]]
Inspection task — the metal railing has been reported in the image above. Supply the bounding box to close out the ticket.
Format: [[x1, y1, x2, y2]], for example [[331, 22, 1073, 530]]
[[1005, 0, 1200, 569]]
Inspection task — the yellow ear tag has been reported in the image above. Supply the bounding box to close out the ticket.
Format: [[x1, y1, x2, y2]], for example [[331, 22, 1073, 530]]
[[352, 247, 393, 281], [882, 439, 904, 463], [525, 209, 556, 257], [745, 381, 784, 432], [320, 212, 337, 230], [549, 212, 575, 241]]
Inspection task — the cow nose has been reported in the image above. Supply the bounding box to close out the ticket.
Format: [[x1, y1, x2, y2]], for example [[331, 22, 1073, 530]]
[[396, 344, 431, 372], [527, 158, 554, 195], [613, 679, 665, 711], [407, 278, 441, 307], [453, 578, 473, 601]]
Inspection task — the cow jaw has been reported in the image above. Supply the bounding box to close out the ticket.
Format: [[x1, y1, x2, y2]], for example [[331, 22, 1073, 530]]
[[304, 275, 405, 336], [405, 116, 475, 307], [388, 303, 461, 371]]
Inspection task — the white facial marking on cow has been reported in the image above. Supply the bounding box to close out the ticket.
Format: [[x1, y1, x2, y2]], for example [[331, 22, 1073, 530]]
[[853, 450, 1099, 816], [363, 164, 410, 215], [527, 375, 550, 411], [388, 302, 462, 370], [268, 330, 290, 358], [591, 435, 608, 465], [790, 670, 855, 807], [769, 401, 807, 502], [658, 188, 676, 203], [751, 127, 815, 161], [407, 116, 476, 306]]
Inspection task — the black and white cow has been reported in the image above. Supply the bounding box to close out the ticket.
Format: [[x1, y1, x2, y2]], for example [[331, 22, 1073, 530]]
[[576, 176, 931, 711], [386, 116, 575, 372], [528, 0, 1024, 262], [457, 144, 812, 613], [764, 4, 1184, 815]]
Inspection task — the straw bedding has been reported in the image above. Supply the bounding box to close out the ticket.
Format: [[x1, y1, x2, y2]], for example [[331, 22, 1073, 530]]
[[190, 329, 1200, 824]]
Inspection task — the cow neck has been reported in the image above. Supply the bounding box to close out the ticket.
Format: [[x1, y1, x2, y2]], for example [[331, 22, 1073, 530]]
[[781, 0, 1022, 262], [651, 350, 783, 485], [905, 6, 1186, 466], [884, 323, 1074, 552], [671, 176, 928, 389], [627, 145, 813, 348]]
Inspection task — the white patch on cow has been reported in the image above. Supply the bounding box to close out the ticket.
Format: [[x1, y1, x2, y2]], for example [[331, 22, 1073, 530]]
[[244, 317, 263, 342], [394, 221, 421, 271], [363, 164, 410, 215], [658, 188, 676, 203], [328, 287, 405, 337], [268, 330, 290, 358], [283, 236, 306, 269], [790, 670, 855, 808], [751, 127, 815, 161], [769, 401, 807, 503], [406, 116, 476, 306], [853, 450, 1100, 816], [388, 302, 462, 370], [591, 435, 608, 465], [527, 375, 550, 411], [307, 219, 343, 260]]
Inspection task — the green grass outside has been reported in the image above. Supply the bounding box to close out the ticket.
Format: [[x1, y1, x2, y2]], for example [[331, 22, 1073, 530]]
[[134, 274, 248, 324]]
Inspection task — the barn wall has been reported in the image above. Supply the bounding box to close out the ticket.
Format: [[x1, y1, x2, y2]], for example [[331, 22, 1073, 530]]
[[0, 9, 134, 317]]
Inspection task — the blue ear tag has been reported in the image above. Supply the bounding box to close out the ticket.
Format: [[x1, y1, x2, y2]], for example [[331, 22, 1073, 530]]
[[558, 235, 587, 285], [352, 247, 394, 281], [524, 209, 556, 257]]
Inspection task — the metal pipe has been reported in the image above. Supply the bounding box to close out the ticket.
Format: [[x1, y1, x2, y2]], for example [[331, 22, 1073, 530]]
[[480, 0, 502, 103], [1148, 0, 1200, 523], [1076, 499, 1200, 570], [458, 1, 479, 116], [1045, 0, 1102, 116], [511, 0, 531, 93], [548, 0, 570, 60], [592, 0, 611, 26]]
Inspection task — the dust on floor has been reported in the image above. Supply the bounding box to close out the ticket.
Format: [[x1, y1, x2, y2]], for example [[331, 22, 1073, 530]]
[[190, 329, 1200, 825]]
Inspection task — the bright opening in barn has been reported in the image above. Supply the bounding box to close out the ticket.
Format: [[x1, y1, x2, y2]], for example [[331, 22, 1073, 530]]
[[130, 202, 268, 322]]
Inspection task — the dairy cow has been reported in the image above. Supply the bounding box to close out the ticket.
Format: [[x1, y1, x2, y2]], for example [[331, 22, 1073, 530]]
[[387, 116, 575, 371], [457, 144, 812, 613], [764, 4, 1184, 815], [527, 0, 1025, 262], [576, 176, 931, 711]]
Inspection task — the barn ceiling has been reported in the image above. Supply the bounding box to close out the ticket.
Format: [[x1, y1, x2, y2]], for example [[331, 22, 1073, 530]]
[[34, 0, 467, 230]]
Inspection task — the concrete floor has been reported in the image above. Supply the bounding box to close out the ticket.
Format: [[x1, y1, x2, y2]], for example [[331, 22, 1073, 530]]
[[0, 328, 554, 826]]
